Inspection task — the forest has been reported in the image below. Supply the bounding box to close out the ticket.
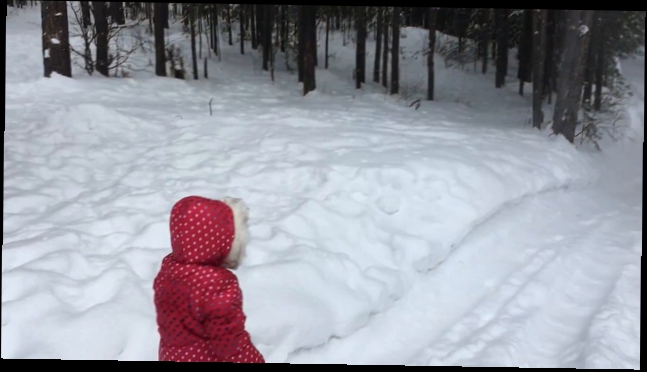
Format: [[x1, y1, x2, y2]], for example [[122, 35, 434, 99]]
[[14, 1, 646, 145]]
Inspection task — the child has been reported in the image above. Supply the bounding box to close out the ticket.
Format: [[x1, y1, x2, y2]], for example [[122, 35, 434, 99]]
[[153, 196, 265, 363]]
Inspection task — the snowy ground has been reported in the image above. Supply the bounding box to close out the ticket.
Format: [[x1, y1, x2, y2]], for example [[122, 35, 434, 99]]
[[3, 6, 642, 367]]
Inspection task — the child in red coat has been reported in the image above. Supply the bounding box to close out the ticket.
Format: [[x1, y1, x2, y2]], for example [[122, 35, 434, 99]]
[[153, 196, 265, 363]]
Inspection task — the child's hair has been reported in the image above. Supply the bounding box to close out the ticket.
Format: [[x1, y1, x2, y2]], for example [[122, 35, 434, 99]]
[[222, 197, 250, 269]]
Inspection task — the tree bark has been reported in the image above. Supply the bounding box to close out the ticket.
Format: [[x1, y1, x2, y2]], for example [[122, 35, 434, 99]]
[[517, 9, 533, 96], [41, 1, 72, 77], [298, 6, 305, 83], [495, 9, 509, 88], [280, 5, 288, 53], [250, 4, 257, 49], [552, 10, 594, 143], [427, 7, 438, 101], [382, 7, 389, 88], [325, 9, 330, 69], [153, 3, 166, 76], [390, 7, 400, 95], [92, 1, 109, 77], [373, 7, 383, 83], [262, 5, 271, 71], [481, 8, 489, 74], [582, 12, 600, 105], [303, 5, 317, 95], [189, 4, 198, 80], [80, 1, 92, 28], [109, 2, 125, 25], [532, 9, 547, 128], [226, 4, 233, 46], [355, 6, 367, 88], [239, 5, 245, 55]]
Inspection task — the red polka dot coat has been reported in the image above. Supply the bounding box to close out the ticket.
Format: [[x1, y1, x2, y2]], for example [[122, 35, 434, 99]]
[[153, 196, 265, 363]]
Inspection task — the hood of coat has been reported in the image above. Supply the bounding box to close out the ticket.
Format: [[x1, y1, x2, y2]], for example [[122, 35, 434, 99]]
[[169, 196, 235, 266]]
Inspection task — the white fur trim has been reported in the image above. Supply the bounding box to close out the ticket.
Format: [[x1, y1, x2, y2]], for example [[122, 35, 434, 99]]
[[222, 197, 249, 269]]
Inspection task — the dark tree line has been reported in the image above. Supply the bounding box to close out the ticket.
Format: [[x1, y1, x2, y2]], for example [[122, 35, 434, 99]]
[[36, 4, 644, 144]]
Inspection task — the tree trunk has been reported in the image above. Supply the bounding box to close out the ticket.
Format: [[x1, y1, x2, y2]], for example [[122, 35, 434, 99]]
[[390, 7, 400, 95], [280, 5, 286, 53], [325, 9, 330, 69], [427, 7, 438, 101], [226, 4, 233, 46], [552, 10, 594, 143], [250, 4, 257, 49], [262, 5, 272, 71], [495, 9, 509, 88], [198, 5, 202, 60], [298, 5, 305, 83], [216, 4, 221, 57], [481, 8, 489, 74], [594, 23, 605, 111], [109, 2, 125, 25], [355, 6, 367, 89], [517, 9, 533, 96], [239, 5, 245, 55], [382, 7, 389, 88], [532, 9, 547, 128], [303, 5, 317, 95], [373, 6, 383, 82], [543, 9, 556, 103], [41, 1, 72, 78], [189, 4, 198, 80], [582, 12, 600, 105], [92, 1, 109, 77], [80, 1, 92, 28], [153, 3, 166, 76], [255, 4, 263, 49]]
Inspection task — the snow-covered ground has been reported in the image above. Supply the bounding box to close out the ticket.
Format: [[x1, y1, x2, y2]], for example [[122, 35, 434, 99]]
[[3, 6, 642, 367]]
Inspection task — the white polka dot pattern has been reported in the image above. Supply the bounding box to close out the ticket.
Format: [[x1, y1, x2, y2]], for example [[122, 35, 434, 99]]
[[153, 196, 265, 363]]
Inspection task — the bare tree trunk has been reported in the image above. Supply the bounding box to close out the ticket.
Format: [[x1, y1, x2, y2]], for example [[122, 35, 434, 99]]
[[481, 8, 489, 74], [262, 5, 272, 71], [373, 6, 383, 82], [582, 12, 600, 105], [211, 4, 221, 57], [153, 3, 166, 76], [198, 5, 202, 60], [552, 10, 594, 143], [80, 1, 92, 28], [382, 7, 389, 88], [250, 4, 257, 49], [280, 5, 286, 53], [390, 7, 400, 95], [532, 9, 547, 128], [226, 4, 233, 45], [298, 5, 305, 83], [92, 1, 109, 77], [109, 1, 125, 25], [303, 5, 317, 95], [593, 19, 606, 111], [427, 7, 438, 101], [239, 5, 245, 55], [325, 9, 330, 69], [355, 6, 366, 89], [41, 1, 72, 77], [517, 9, 533, 96], [189, 4, 198, 80], [495, 8, 509, 88]]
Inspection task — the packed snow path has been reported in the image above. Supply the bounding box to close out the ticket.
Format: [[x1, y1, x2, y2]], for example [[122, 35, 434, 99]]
[[288, 58, 643, 368]]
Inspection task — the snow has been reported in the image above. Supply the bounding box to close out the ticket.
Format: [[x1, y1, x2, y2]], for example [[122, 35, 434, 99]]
[[3, 5, 642, 368]]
